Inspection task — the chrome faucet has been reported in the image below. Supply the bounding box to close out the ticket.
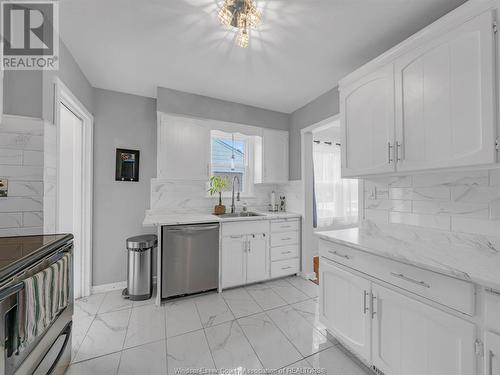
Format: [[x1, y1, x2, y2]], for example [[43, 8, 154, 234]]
[[231, 176, 241, 213]]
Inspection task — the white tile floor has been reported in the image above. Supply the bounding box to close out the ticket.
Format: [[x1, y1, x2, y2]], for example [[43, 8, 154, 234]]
[[68, 276, 371, 375]]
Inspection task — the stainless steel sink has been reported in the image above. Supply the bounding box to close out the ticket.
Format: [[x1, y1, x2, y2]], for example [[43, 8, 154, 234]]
[[216, 212, 264, 218]]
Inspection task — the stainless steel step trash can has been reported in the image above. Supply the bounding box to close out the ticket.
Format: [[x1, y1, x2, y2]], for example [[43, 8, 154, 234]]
[[122, 234, 157, 301]]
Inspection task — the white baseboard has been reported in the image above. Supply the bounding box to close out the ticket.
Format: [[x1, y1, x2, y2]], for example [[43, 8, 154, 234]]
[[91, 276, 157, 295], [91, 281, 126, 294], [298, 272, 316, 280]]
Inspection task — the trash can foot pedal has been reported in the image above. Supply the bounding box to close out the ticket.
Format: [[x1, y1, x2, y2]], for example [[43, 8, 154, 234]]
[[122, 288, 130, 299]]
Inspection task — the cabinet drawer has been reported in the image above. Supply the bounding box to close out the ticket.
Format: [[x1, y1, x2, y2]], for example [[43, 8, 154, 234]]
[[319, 239, 475, 315], [222, 221, 269, 237], [271, 219, 300, 233], [271, 244, 299, 261], [485, 288, 500, 332], [271, 231, 299, 247], [271, 258, 299, 278]]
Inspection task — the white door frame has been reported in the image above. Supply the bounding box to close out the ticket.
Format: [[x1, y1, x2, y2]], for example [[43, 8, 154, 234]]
[[54, 78, 94, 298]]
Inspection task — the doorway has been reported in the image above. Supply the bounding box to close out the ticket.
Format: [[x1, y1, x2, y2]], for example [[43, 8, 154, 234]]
[[55, 79, 94, 299], [300, 115, 360, 283]]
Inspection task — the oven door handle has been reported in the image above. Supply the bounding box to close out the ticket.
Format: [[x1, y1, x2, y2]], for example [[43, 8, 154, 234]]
[[0, 282, 24, 301], [32, 321, 72, 375]]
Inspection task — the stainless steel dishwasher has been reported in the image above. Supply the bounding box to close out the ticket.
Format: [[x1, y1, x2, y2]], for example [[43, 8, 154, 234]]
[[161, 223, 219, 299]]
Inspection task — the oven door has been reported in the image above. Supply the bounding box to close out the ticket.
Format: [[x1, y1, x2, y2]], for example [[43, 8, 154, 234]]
[[0, 247, 73, 375]]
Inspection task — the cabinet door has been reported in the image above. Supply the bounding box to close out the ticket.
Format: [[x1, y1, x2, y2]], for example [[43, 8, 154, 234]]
[[395, 10, 496, 172], [157, 114, 210, 180], [485, 331, 500, 375], [261, 129, 289, 183], [319, 259, 371, 362], [246, 234, 269, 283], [340, 64, 396, 177], [372, 284, 475, 375], [221, 236, 246, 288]]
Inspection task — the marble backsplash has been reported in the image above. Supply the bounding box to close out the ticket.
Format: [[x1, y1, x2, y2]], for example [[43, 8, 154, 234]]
[[363, 169, 500, 237], [149, 178, 304, 215], [0, 115, 45, 236]]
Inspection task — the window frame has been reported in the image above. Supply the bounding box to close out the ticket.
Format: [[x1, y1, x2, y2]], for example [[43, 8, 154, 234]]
[[209, 130, 255, 198]]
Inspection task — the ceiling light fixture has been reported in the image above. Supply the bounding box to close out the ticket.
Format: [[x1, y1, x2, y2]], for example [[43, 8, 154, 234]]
[[217, 0, 261, 48]]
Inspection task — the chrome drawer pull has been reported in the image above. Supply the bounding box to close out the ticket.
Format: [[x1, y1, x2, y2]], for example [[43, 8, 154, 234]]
[[280, 225, 291, 228], [281, 266, 292, 270], [328, 250, 350, 260], [390, 272, 430, 288], [281, 237, 292, 241], [281, 251, 292, 254]]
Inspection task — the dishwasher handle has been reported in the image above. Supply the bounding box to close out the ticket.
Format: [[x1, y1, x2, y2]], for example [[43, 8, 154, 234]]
[[165, 224, 219, 232]]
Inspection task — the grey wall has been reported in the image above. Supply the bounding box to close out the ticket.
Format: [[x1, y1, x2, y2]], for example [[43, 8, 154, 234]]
[[289, 87, 339, 180], [3, 41, 94, 119], [93, 88, 157, 286], [157, 87, 289, 131], [3, 71, 43, 117]]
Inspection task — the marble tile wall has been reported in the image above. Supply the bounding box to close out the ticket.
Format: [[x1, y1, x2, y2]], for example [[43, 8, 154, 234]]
[[149, 178, 302, 214], [149, 178, 281, 213], [0, 115, 44, 236], [363, 170, 500, 236]]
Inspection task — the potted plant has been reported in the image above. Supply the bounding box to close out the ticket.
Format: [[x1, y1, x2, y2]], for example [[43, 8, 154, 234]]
[[208, 176, 229, 215]]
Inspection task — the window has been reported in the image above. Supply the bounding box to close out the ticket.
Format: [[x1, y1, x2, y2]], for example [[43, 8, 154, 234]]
[[313, 140, 358, 229], [210, 130, 254, 195]]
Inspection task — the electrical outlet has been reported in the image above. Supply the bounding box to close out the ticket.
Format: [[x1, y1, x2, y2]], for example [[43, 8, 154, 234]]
[[0, 179, 8, 197]]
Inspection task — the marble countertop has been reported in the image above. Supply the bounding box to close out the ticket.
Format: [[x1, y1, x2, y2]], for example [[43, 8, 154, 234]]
[[316, 220, 500, 290], [143, 210, 301, 227]]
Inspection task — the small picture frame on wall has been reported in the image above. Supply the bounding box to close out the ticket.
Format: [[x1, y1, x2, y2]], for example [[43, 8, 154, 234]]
[[115, 148, 140, 182]]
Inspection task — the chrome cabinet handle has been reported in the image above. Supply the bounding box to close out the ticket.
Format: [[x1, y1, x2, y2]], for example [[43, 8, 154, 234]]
[[390, 272, 430, 288], [396, 141, 402, 162], [371, 294, 377, 319], [489, 350, 494, 375], [230, 235, 243, 239], [281, 266, 292, 270], [363, 290, 369, 314], [281, 237, 292, 241], [247, 240, 251, 253], [387, 142, 393, 164], [281, 251, 292, 254], [328, 250, 350, 260]]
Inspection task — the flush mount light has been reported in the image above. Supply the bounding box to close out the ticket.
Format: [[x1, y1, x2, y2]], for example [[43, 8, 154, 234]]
[[217, 0, 261, 48]]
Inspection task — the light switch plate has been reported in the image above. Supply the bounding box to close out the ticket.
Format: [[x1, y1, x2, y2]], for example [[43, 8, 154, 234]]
[[0, 179, 8, 197]]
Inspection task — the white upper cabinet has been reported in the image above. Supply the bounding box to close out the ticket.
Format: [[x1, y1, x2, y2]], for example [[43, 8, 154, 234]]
[[157, 114, 210, 180], [341, 64, 396, 177], [371, 284, 475, 375], [395, 10, 496, 172], [255, 129, 289, 183], [340, 5, 498, 178]]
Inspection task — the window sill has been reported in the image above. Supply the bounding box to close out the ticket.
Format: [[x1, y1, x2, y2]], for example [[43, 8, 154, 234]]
[[205, 194, 256, 199]]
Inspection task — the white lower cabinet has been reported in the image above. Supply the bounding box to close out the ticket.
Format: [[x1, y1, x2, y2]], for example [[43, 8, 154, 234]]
[[372, 284, 475, 375], [221, 229, 269, 289], [320, 257, 477, 375], [485, 331, 500, 375], [319, 259, 371, 362], [246, 234, 268, 283], [221, 236, 247, 288]]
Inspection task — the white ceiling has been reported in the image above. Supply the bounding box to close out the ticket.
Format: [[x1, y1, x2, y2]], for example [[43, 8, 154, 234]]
[[59, 0, 467, 113]]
